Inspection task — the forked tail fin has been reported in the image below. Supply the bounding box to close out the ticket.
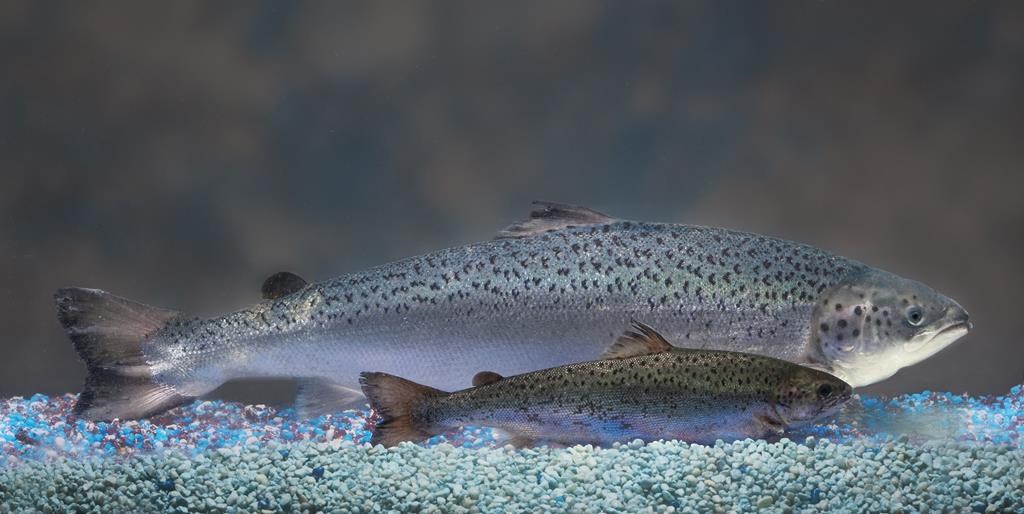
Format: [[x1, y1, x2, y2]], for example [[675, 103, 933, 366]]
[[359, 372, 446, 447], [54, 287, 194, 420]]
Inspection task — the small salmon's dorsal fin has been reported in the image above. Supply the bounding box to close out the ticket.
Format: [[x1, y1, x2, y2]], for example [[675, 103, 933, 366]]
[[472, 371, 504, 387], [601, 320, 676, 360], [261, 272, 308, 300], [495, 201, 616, 239]]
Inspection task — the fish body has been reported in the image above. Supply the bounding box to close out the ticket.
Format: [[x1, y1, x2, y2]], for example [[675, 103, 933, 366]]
[[54, 203, 969, 420], [361, 322, 853, 447]]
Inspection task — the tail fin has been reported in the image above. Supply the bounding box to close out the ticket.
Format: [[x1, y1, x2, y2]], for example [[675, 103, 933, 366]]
[[359, 372, 446, 447], [54, 287, 193, 420]]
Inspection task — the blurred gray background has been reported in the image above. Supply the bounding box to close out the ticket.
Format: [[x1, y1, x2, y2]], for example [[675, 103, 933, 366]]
[[2, 1, 1022, 404]]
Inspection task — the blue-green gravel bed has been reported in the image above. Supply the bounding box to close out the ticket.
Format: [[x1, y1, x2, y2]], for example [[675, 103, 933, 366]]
[[2, 436, 1022, 513]]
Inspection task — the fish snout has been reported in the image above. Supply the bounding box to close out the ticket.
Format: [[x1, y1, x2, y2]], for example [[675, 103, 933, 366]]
[[957, 310, 972, 332], [944, 304, 972, 333]]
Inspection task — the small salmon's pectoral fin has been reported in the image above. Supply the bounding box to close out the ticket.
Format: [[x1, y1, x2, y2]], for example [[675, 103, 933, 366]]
[[492, 429, 535, 449], [756, 414, 786, 437], [495, 201, 616, 239], [261, 272, 308, 300], [506, 435, 536, 448], [472, 371, 504, 387], [601, 319, 676, 360], [295, 379, 365, 419]]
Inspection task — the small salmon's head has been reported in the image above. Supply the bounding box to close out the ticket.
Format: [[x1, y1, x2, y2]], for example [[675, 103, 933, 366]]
[[772, 367, 852, 426], [809, 268, 971, 388]]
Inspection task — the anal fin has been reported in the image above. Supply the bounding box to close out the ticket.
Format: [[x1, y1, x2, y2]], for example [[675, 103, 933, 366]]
[[295, 378, 365, 419]]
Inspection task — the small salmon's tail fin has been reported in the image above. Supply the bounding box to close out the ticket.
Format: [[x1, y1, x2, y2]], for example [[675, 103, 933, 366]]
[[54, 287, 194, 421], [359, 372, 446, 447]]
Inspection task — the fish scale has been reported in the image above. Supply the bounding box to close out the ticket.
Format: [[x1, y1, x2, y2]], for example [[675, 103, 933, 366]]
[[54, 202, 970, 420]]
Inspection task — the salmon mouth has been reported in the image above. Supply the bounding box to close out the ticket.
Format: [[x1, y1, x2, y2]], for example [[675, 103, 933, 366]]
[[936, 321, 972, 338], [903, 318, 972, 364], [826, 387, 853, 412]]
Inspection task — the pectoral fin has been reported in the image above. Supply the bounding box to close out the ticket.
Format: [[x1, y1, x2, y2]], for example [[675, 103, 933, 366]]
[[295, 378, 365, 419], [492, 429, 535, 449], [756, 414, 786, 436]]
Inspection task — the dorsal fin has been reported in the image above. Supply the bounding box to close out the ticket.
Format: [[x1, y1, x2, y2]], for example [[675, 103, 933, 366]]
[[472, 371, 504, 387], [495, 201, 616, 239], [261, 272, 308, 300], [601, 320, 675, 360]]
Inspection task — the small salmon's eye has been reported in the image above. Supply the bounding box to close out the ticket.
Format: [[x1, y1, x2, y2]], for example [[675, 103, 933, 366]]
[[816, 383, 833, 399], [906, 306, 924, 327]]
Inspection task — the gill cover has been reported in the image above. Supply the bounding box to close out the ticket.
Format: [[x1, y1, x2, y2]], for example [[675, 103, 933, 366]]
[[809, 268, 970, 387]]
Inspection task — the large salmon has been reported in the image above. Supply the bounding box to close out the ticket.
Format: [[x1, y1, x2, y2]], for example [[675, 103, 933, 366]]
[[54, 202, 969, 420]]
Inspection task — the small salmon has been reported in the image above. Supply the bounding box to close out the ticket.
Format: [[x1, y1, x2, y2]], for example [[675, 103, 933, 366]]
[[360, 321, 852, 447]]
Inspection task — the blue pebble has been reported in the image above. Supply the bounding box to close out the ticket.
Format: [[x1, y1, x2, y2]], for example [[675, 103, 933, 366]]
[[279, 449, 290, 459], [312, 467, 324, 479], [157, 479, 175, 491], [810, 488, 821, 504]]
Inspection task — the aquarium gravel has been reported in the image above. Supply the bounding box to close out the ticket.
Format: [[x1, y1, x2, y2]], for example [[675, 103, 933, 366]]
[[1, 385, 1022, 513]]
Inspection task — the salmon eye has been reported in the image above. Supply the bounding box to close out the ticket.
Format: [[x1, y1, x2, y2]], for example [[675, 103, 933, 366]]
[[906, 306, 924, 327], [816, 383, 833, 399]]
